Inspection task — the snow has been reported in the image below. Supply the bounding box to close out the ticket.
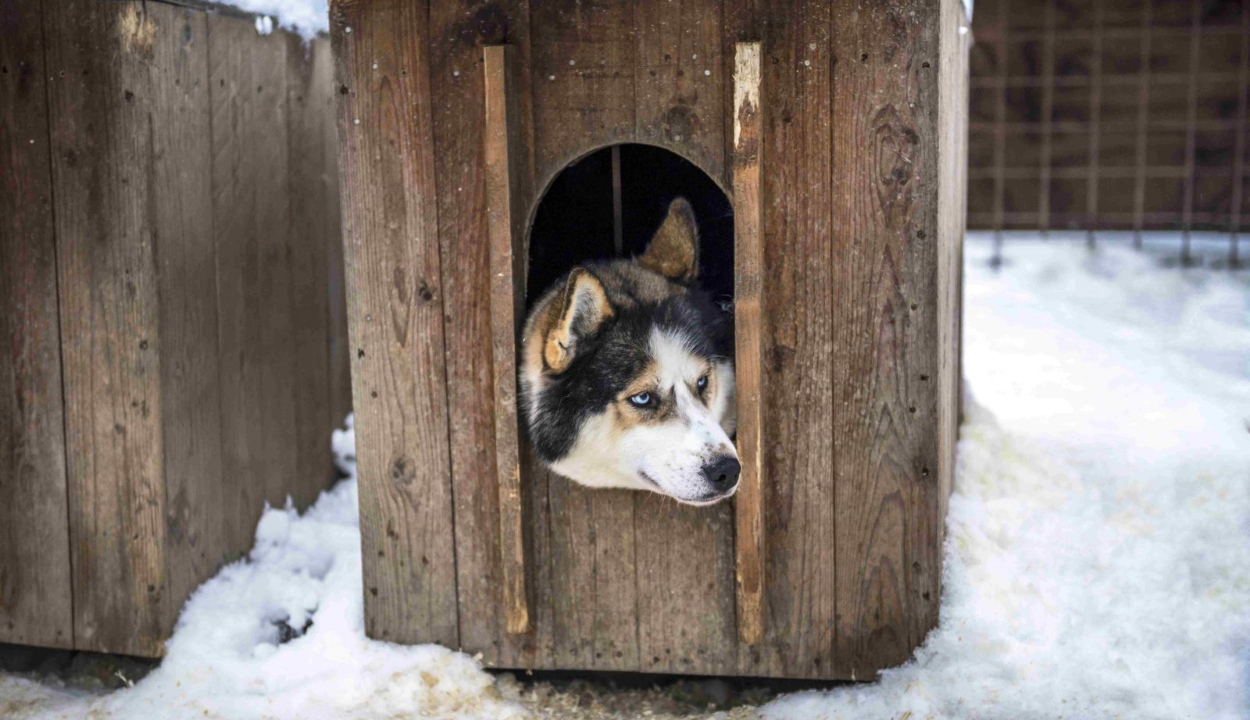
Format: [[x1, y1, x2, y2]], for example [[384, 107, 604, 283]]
[[2, 234, 1248, 719], [222, 0, 327, 39]]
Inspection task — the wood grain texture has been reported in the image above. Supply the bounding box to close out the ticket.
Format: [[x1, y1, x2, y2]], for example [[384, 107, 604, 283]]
[[150, 5, 223, 637], [0, 0, 74, 651], [320, 39, 353, 429], [330, 0, 460, 648], [634, 0, 726, 184], [45, 0, 170, 656], [547, 487, 639, 670], [483, 44, 532, 635], [736, 0, 837, 681], [832, 0, 944, 679], [287, 33, 337, 502], [937, 0, 968, 523], [730, 41, 764, 649], [530, 0, 636, 187], [209, 13, 300, 559], [425, 0, 551, 668]]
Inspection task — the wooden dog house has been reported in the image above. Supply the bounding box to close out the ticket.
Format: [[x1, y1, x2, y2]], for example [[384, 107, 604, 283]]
[[331, 0, 969, 680], [1, 0, 348, 657]]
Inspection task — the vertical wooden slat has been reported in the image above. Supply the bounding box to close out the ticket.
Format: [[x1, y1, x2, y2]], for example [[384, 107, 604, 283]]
[[632, 0, 737, 678], [426, 0, 551, 670], [1180, 0, 1202, 262], [937, 0, 968, 558], [287, 34, 337, 497], [731, 41, 764, 649], [318, 38, 352, 426], [483, 44, 531, 635], [45, 0, 169, 656], [0, 0, 74, 651], [1039, 0, 1056, 234], [209, 14, 299, 555], [1132, 0, 1153, 247], [330, 0, 460, 647], [634, 0, 726, 182], [1232, 0, 1250, 265], [150, 4, 223, 637], [738, 0, 835, 681], [832, 0, 943, 679]]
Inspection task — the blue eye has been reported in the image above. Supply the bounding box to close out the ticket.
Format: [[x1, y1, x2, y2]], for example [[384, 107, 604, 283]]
[[628, 392, 652, 407], [696, 375, 709, 391]]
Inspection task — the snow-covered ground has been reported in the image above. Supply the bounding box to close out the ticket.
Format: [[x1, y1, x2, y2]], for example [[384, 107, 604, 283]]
[[2, 234, 1248, 719]]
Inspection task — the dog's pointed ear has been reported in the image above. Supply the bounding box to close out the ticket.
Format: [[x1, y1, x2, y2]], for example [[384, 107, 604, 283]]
[[639, 197, 699, 284], [544, 268, 614, 373]]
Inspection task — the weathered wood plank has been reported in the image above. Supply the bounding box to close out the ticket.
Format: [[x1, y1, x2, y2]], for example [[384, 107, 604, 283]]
[[483, 44, 532, 635], [634, 0, 726, 184], [0, 0, 74, 651], [286, 33, 337, 501], [330, 0, 460, 647], [149, 4, 225, 637], [209, 13, 299, 555], [547, 486, 639, 670], [426, 0, 552, 669], [45, 0, 169, 656], [730, 41, 764, 649], [832, 0, 944, 679], [735, 0, 837, 680], [320, 36, 353, 429], [530, 0, 636, 187], [937, 0, 967, 556]]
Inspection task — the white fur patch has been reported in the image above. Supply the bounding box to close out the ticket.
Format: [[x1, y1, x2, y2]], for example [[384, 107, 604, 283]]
[[545, 328, 739, 505]]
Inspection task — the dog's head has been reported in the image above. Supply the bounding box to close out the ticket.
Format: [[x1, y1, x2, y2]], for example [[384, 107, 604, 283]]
[[520, 198, 739, 505]]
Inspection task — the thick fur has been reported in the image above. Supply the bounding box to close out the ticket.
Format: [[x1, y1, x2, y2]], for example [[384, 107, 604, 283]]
[[519, 199, 739, 505]]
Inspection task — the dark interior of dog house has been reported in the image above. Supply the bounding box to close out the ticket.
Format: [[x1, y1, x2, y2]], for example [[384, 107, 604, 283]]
[[528, 144, 735, 309]]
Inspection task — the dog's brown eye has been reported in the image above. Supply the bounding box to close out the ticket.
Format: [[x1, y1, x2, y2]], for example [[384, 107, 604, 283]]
[[628, 392, 653, 408]]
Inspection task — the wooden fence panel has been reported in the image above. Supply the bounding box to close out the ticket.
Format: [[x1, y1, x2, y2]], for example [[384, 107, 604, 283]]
[[151, 5, 223, 637], [0, 0, 74, 651], [12, 0, 349, 655], [45, 0, 172, 657]]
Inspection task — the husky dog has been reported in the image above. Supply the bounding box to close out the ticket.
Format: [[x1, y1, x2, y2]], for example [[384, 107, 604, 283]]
[[519, 198, 739, 505]]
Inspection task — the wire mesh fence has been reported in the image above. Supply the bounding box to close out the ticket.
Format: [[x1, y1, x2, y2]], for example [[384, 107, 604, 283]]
[[967, 0, 1249, 268]]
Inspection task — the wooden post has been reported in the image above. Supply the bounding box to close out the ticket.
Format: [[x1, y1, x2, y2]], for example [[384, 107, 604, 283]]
[[483, 44, 532, 635], [731, 41, 764, 647]]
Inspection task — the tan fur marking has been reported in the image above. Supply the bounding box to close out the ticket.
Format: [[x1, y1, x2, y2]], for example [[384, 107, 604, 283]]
[[638, 198, 699, 284], [543, 268, 613, 372]]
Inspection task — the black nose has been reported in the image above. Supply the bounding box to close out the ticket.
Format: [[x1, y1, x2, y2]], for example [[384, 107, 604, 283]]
[[701, 456, 741, 491]]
